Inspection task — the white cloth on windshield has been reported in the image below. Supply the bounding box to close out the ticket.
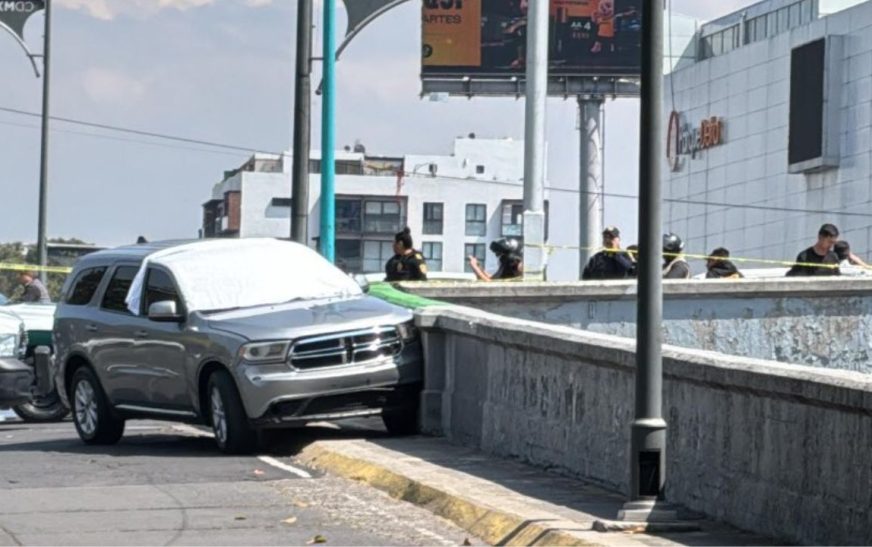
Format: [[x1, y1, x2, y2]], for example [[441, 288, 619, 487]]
[[125, 239, 361, 315]]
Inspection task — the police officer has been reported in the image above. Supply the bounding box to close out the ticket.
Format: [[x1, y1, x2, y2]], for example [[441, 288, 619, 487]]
[[385, 227, 428, 282], [582, 226, 634, 280], [469, 238, 523, 281], [663, 233, 691, 279]]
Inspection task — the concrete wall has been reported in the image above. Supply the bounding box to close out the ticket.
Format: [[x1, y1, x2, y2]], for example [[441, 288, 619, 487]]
[[416, 304, 872, 545], [664, 0, 872, 266], [403, 277, 872, 373]]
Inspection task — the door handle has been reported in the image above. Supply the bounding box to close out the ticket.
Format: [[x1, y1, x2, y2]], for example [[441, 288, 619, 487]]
[[134, 330, 149, 338], [84, 324, 98, 332]]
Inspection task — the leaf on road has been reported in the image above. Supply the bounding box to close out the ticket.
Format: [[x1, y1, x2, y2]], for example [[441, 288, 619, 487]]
[[234, 516, 247, 521], [253, 469, 266, 476], [281, 516, 298, 525], [293, 500, 309, 508], [307, 534, 327, 544]]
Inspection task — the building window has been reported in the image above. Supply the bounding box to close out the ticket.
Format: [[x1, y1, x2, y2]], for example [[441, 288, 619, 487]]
[[422, 242, 443, 272], [271, 197, 292, 208], [423, 203, 444, 235], [476, 165, 485, 175], [363, 240, 395, 273], [336, 198, 362, 234], [501, 202, 525, 237], [336, 239, 362, 273], [465, 204, 487, 236], [464, 243, 486, 274], [364, 200, 403, 234]]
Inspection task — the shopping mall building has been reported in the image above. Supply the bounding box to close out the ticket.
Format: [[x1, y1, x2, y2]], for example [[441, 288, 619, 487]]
[[664, 0, 872, 263]]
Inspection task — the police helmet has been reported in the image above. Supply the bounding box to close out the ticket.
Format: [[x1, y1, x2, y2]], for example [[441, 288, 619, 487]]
[[663, 233, 684, 254], [490, 238, 521, 256]]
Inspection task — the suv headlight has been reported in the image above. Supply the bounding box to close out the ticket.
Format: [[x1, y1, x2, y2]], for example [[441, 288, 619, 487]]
[[396, 321, 419, 343], [239, 341, 291, 363], [0, 334, 18, 358]]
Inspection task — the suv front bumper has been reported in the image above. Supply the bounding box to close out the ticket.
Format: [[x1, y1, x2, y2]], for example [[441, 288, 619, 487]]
[[234, 342, 423, 422]]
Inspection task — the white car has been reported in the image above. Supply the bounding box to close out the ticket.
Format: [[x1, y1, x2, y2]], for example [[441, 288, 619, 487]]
[[0, 309, 33, 413]]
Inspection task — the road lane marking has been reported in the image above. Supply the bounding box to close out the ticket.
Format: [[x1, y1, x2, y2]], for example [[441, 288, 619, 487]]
[[257, 456, 312, 479]]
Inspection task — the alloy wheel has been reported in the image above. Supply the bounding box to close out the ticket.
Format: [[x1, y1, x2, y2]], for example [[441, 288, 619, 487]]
[[210, 387, 227, 446], [74, 380, 98, 436]]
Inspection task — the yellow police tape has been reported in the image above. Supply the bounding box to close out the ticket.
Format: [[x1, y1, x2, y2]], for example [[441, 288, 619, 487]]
[[531, 244, 857, 271], [0, 262, 73, 274]]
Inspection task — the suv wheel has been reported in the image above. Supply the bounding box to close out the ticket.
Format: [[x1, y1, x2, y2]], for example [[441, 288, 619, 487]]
[[208, 370, 256, 454], [382, 408, 420, 436], [70, 367, 124, 445], [13, 389, 70, 422]]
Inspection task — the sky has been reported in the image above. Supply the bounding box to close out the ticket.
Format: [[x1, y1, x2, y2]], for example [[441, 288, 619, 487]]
[[0, 0, 752, 248]]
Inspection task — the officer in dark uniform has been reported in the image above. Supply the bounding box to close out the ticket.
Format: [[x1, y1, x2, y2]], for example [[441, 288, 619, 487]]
[[469, 238, 523, 281], [385, 227, 429, 282], [582, 226, 634, 280]]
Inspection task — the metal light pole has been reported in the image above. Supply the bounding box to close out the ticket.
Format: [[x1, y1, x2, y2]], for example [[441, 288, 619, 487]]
[[319, 0, 336, 262], [522, 0, 548, 281], [36, 0, 52, 283], [578, 96, 604, 274], [620, 0, 672, 521], [291, 0, 313, 245]]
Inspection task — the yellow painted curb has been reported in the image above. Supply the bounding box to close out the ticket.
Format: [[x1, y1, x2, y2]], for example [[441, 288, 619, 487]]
[[299, 444, 600, 547]]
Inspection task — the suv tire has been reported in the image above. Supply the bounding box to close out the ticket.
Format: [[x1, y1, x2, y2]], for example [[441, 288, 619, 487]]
[[13, 390, 70, 422], [70, 367, 125, 445], [207, 370, 257, 454], [382, 408, 420, 436]]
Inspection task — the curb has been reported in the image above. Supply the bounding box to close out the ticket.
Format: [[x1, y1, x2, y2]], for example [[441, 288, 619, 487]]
[[298, 443, 600, 546]]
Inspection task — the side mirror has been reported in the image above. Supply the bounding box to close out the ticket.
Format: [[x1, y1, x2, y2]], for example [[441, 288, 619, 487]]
[[148, 301, 184, 323], [353, 274, 370, 293]]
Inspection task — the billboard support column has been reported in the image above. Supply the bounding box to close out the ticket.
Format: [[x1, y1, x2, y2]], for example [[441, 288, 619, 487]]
[[578, 96, 604, 275], [291, 0, 313, 245], [37, 0, 52, 283], [320, 0, 337, 262], [522, 0, 549, 281]]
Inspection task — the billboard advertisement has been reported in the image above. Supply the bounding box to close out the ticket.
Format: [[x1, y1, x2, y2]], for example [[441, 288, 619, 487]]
[[422, 0, 642, 78]]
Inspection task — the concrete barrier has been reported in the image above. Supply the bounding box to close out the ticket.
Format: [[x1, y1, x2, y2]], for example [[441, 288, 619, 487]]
[[415, 304, 872, 545], [403, 277, 872, 373]]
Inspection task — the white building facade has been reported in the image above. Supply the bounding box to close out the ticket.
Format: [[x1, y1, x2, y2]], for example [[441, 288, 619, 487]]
[[202, 138, 580, 280], [664, 0, 872, 267]]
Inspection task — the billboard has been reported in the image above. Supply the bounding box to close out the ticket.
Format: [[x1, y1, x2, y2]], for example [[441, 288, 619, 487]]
[[422, 0, 642, 79]]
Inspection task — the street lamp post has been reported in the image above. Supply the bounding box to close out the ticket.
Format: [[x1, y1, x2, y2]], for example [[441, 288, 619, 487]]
[[621, 0, 671, 520], [36, 0, 52, 283], [291, 0, 313, 245]]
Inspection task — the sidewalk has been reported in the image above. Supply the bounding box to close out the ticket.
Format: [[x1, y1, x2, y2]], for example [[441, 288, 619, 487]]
[[298, 436, 775, 547]]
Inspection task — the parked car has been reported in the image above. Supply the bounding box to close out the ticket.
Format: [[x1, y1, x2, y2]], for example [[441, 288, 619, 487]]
[[1, 302, 68, 422], [0, 308, 35, 412], [54, 239, 424, 453]]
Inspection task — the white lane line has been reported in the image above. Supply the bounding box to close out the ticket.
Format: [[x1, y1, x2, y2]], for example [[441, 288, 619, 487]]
[[257, 455, 313, 479]]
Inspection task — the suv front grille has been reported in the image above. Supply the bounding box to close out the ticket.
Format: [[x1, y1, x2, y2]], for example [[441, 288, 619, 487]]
[[288, 326, 402, 370]]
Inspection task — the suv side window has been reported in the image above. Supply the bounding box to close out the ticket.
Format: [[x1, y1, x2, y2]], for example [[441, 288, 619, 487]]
[[65, 267, 107, 306], [100, 266, 139, 314], [143, 268, 183, 314]]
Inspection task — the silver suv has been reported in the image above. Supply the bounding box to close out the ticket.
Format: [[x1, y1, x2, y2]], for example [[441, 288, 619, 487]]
[[54, 239, 423, 453]]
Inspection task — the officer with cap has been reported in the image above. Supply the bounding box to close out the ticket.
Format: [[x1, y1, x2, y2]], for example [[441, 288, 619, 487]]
[[581, 226, 634, 280], [385, 227, 428, 282]]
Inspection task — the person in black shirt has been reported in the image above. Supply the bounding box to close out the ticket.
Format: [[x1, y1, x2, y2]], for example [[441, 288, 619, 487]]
[[469, 238, 523, 281], [582, 226, 634, 280], [385, 228, 428, 282], [786, 223, 841, 277], [706, 247, 743, 279]]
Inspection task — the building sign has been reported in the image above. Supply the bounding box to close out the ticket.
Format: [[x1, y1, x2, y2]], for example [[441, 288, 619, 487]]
[[666, 110, 725, 172], [0, 0, 44, 41], [422, 0, 642, 80]]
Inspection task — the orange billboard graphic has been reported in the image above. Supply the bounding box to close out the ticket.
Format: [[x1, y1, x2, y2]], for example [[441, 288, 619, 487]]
[[422, 0, 482, 67]]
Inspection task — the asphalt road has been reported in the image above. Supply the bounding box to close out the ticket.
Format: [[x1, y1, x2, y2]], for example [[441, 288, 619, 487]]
[[0, 416, 477, 546]]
